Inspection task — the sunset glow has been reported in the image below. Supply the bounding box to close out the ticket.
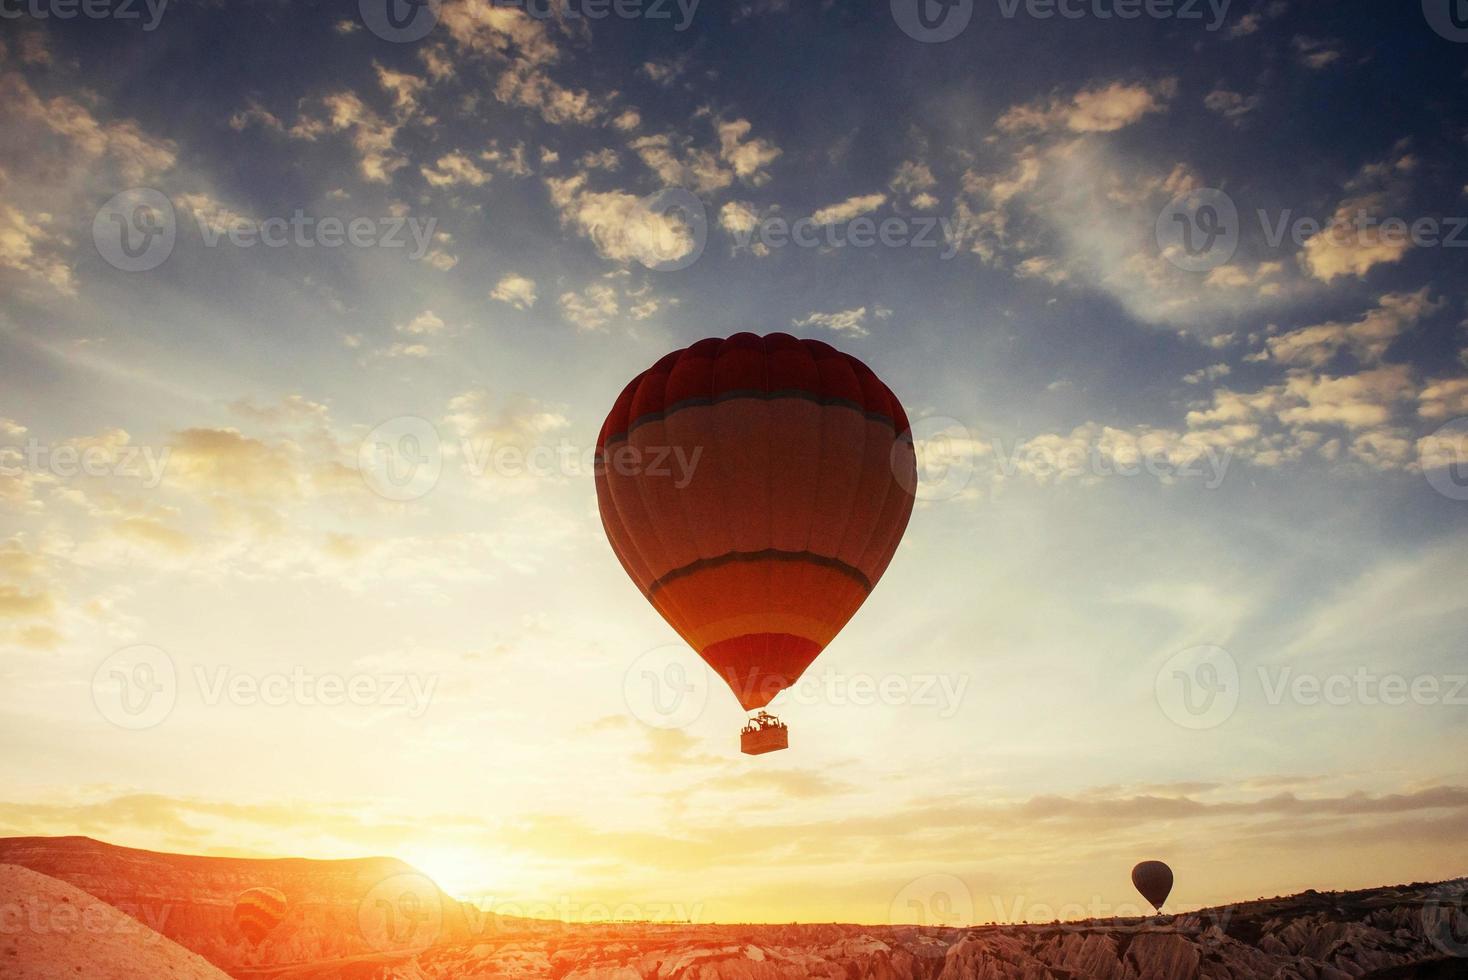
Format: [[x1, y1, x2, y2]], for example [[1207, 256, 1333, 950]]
[[2, 0, 1467, 934]]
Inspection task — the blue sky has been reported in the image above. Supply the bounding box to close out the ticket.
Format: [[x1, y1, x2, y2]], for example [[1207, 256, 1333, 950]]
[[1, 0, 1467, 923]]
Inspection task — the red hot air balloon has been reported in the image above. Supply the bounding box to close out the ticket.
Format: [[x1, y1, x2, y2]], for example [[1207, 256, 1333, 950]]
[[1131, 861, 1174, 913], [595, 333, 916, 754], [233, 886, 287, 947]]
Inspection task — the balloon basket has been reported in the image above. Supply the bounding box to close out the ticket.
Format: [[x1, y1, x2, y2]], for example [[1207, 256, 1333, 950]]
[[740, 711, 788, 755]]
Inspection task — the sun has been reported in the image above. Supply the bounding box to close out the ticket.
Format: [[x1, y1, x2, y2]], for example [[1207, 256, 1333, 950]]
[[399, 845, 492, 901]]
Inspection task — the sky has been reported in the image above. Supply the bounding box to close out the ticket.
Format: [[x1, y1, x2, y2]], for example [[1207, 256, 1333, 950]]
[[2, 0, 1468, 927]]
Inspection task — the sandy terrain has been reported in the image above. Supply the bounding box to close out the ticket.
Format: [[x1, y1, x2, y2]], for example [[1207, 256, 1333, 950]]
[[0, 863, 232, 979]]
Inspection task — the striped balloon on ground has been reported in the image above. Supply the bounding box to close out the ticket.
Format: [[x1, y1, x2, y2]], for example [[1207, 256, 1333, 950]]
[[596, 333, 915, 745], [233, 886, 287, 947]]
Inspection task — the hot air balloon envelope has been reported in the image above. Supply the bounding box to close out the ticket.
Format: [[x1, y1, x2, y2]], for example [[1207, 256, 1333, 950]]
[[234, 886, 287, 947], [1131, 861, 1174, 912], [595, 333, 915, 748]]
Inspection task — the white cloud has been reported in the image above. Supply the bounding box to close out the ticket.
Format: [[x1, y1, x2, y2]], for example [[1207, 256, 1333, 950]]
[[557, 275, 670, 332], [1275, 365, 1415, 431], [396, 311, 446, 336], [811, 193, 886, 226], [792, 306, 889, 337], [1418, 377, 1468, 421], [1204, 89, 1260, 125], [1300, 148, 1418, 283], [0, 204, 74, 295], [310, 91, 407, 184], [628, 134, 731, 194], [1226, 13, 1261, 37], [495, 64, 604, 125], [1183, 364, 1232, 385], [890, 160, 937, 206], [443, 391, 569, 444], [578, 148, 620, 172], [490, 273, 538, 310], [998, 79, 1177, 135], [559, 282, 620, 332], [6, 74, 177, 183], [638, 56, 688, 87], [716, 118, 782, 185], [1265, 289, 1441, 368], [422, 151, 493, 187], [545, 174, 702, 268], [719, 201, 760, 235], [375, 64, 427, 115], [1292, 36, 1343, 70], [175, 192, 254, 237]]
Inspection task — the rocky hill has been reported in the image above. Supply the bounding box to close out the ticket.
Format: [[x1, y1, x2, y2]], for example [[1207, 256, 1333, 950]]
[[0, 863, 231, 979], [1, 836, 1463, 978], [0, 836, 482, 972]]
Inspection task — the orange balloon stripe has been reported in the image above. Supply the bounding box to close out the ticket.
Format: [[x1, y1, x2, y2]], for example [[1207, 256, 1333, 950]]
[[597, 334, 914, 708], [649, 549, 872, 595], [649, 557, 869, 648]]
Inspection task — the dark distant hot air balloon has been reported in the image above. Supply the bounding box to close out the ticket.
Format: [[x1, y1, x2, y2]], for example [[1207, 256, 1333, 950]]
[[1131, 861, 1174, 913], [233, 887, 287, 947], [595, 333, 916, 755]]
